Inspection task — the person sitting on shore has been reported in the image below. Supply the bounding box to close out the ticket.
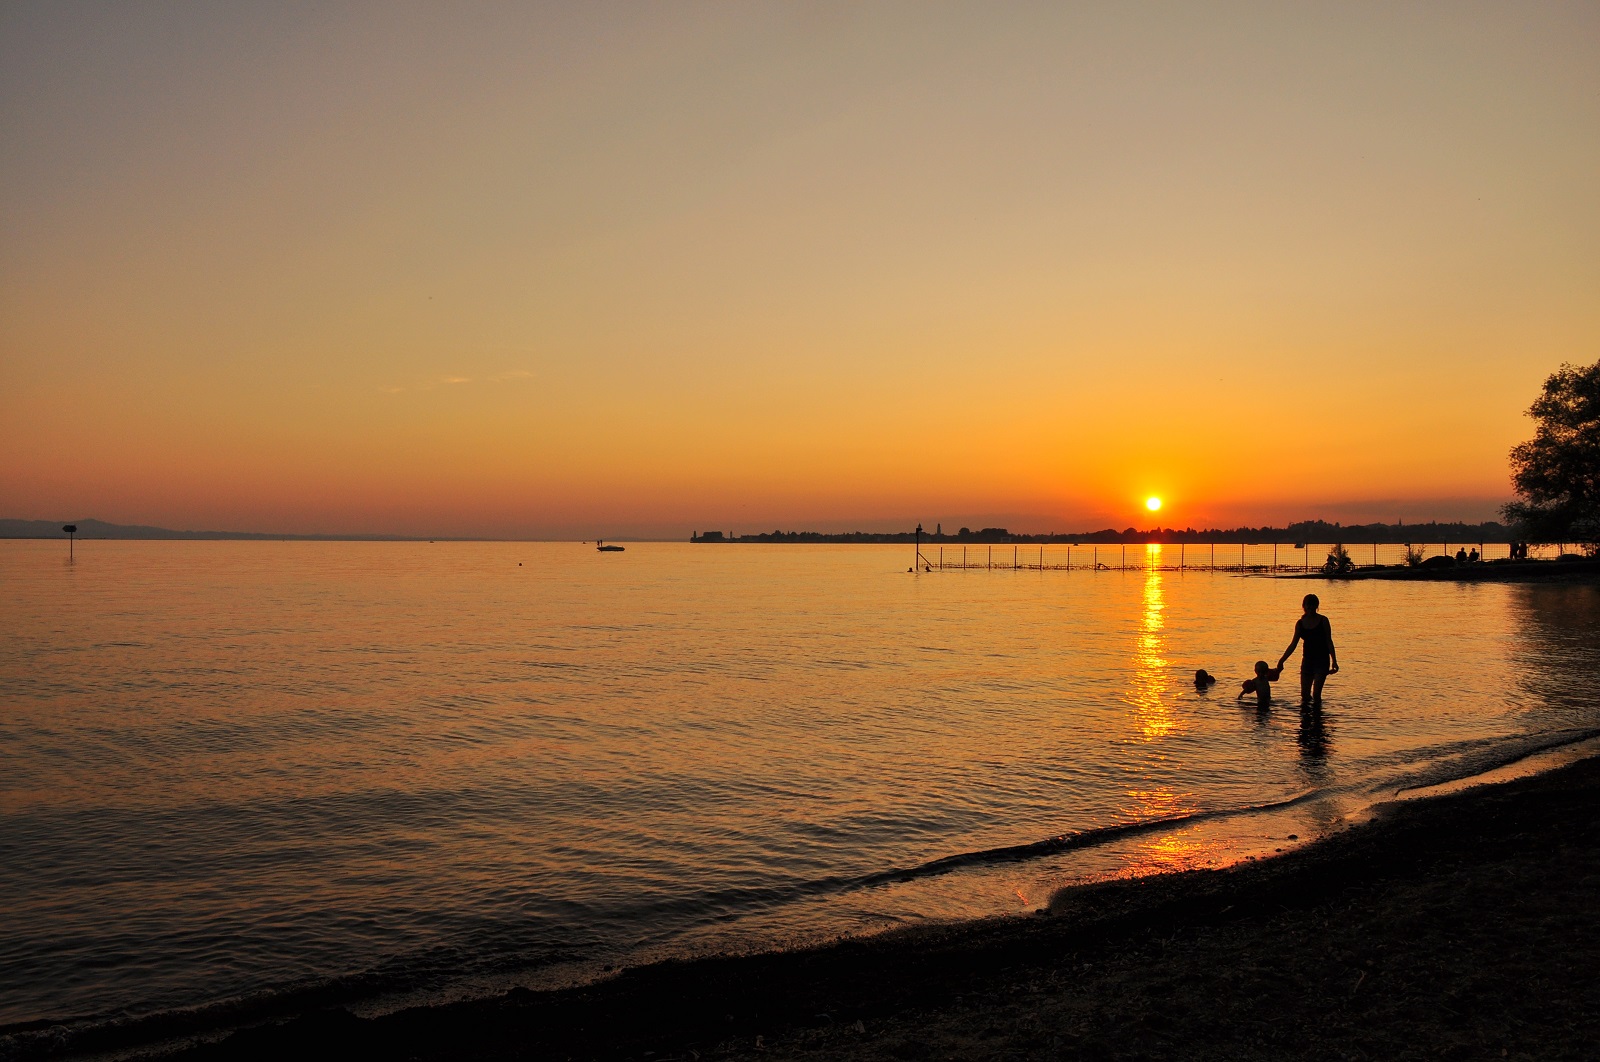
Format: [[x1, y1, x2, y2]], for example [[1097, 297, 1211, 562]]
[[1194, 669, 1218, 689], [1469, 547, 1480, 563], [1237, 661, 1280, 707], [1278, 593, 1340, 707], [1455, 547, 1468, 565]]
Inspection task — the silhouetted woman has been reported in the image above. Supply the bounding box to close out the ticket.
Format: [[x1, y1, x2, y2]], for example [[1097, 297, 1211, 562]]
[[1277, 593, 1339, 706]]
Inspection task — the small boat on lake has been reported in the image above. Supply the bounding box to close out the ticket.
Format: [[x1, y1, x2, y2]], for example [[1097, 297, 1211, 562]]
[[596, 541, 625, 552]]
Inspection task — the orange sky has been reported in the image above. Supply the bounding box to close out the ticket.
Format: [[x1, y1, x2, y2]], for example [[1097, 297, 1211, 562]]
[[3, 3, 1598, 538]]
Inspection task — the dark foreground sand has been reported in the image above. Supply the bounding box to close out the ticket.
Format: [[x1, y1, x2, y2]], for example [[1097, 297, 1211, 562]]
[[161, 756, 1600, 1062]]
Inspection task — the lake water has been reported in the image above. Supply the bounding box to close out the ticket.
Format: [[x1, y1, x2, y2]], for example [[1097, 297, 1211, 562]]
[[3, 540, 1598, 1046]]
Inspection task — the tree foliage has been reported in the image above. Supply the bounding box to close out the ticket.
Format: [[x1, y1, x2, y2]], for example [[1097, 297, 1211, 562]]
[[1503, 359, 1600, 546]]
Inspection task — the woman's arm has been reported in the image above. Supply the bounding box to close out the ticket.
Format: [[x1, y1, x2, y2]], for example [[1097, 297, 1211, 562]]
[[1328, 622, 1339, 672], [1277, 623, 1301, 667]]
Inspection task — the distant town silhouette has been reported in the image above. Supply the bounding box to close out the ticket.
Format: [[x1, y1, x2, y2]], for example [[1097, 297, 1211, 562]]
[[692, 519, 1514, 546]]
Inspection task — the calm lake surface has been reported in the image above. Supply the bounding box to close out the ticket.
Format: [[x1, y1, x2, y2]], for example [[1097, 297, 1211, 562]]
[[3, 541, 1598, 1037]]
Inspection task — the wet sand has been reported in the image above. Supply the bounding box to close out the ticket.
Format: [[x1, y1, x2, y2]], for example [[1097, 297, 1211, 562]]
[[156, 755, 1600, 1062]]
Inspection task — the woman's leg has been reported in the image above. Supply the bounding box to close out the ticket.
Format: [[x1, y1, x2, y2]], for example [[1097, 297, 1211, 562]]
[[1311, 670, 1328, 704], [1300, 667, 1313, 703]]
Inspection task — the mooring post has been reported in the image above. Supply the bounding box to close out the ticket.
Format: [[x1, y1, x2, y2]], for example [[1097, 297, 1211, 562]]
[[63, 524, 76, 561], [915, 523, 922, 572], [1211, 542, 1215, 570], [1013, 545, 1018, 570]]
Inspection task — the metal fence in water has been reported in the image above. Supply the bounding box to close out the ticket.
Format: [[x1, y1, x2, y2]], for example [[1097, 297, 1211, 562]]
[[914, 541, 1566, 573]]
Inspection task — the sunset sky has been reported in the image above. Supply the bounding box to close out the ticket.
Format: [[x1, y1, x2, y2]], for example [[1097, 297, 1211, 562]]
[[3, 2, 1597, 538]]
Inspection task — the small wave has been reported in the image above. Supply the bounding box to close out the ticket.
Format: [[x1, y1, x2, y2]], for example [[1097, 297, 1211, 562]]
[[804, 725, 1600, 898], [1387, 726, 1600, 797]]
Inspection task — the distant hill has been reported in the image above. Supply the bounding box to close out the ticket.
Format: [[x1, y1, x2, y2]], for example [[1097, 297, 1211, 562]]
[[0, 518, 430, 541]]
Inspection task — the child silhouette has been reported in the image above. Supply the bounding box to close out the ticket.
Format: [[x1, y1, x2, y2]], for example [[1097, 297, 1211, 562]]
[[1237, 660, 1283, 708]]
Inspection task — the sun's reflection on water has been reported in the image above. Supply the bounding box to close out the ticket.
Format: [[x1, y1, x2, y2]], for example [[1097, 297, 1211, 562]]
[[1117, 549, 1220, 873], [1125, 825, 1215, 876], [1128, 547, 1176, 741]]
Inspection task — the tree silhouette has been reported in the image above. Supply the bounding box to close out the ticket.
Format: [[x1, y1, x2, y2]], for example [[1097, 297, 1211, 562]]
[[1503, 359, 1600, 548]]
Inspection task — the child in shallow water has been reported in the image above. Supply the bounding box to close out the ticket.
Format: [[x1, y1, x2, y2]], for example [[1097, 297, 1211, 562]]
[[1237, 660, 1282, 707]]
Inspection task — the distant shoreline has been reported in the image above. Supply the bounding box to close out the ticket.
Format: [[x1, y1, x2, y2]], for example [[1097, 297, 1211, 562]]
[[5, 515, 1524, 546], [0, 518, 442, 542], [1295, 557, 1600, 582], [694, 519, 1513, 546]]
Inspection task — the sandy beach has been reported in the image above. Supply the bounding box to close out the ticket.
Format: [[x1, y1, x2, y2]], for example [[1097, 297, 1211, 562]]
[[135, 752, 1600, 1062]]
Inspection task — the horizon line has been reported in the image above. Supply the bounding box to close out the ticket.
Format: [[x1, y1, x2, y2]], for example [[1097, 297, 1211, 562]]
[[1, 514, 1518, 544]]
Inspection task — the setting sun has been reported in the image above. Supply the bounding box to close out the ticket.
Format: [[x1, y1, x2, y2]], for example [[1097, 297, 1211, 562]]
[[1146, 497, 1163, 512]]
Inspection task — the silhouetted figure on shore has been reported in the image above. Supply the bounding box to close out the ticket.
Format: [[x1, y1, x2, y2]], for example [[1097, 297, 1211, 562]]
[[1237, 661, 1281, 708], [1469, 547, 1480, 563], [1278, 593, 1339, 707], [1455, 547, 1468, 565]]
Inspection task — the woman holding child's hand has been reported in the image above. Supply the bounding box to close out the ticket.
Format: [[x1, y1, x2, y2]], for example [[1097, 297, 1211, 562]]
[[1278, 593, 1339, 707]]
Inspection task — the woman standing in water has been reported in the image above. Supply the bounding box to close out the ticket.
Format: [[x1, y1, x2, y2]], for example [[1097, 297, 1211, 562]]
[[1277, 593, 1339, 706]]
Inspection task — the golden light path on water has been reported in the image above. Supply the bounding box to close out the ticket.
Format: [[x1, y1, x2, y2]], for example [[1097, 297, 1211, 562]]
[[1123, 545, 1213, 876]]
